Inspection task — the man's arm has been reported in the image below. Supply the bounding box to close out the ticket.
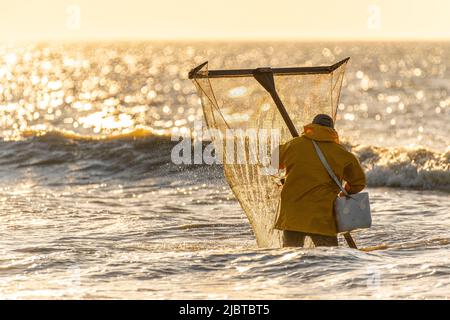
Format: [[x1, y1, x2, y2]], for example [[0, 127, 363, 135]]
[[342, 154, 366, 194]]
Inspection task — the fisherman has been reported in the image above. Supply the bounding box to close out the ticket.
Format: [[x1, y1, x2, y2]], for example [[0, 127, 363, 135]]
[[273, 114, 366, 247]]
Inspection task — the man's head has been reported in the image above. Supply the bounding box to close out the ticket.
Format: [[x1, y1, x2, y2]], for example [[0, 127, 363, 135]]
[[312, 114, 334, 128]]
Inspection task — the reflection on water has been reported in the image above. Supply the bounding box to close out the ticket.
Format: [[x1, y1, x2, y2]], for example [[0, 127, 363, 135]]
[[0, 181, 449, 299], [0, 42, 449, 150], [0, 42, 449, 299]]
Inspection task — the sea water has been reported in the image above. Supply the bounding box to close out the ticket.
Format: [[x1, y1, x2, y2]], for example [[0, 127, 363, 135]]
[[0, 42, 449, 299]]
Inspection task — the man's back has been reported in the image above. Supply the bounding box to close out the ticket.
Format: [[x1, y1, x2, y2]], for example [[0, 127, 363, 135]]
[[275, 123, 366, 237]]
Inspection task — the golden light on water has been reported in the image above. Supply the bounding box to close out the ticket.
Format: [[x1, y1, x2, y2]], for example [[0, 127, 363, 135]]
[[0, 1, 449, 302], [0, 40, 447, 151], [0, 43, 208, 141]]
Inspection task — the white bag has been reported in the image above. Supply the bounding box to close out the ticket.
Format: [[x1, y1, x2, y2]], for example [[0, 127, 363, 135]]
[[312, 140, 372, 233], [334, 192, 371, 232]]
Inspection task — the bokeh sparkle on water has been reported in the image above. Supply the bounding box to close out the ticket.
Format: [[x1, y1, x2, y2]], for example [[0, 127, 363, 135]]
[[0, 42, 449, 299], [0, 42, 449, 150]]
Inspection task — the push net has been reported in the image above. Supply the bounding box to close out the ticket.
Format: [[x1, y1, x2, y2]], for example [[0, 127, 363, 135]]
[[190, 58, 349, 247]]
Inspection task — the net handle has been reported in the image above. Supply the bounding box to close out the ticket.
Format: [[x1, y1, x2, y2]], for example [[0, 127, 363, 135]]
[[253, 69, 299, 137]]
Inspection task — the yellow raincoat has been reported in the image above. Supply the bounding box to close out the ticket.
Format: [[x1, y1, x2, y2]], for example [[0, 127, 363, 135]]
[[274, 124, 366, 236]]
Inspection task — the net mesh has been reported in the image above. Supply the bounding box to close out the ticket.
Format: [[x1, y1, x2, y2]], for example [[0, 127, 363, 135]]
[[192, 61, 348, 247]]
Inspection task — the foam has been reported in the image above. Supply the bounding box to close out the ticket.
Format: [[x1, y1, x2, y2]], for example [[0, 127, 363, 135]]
[[352, 144, 449, 190]]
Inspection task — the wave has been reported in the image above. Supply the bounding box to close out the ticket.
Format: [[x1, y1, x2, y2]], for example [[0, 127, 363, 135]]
[[0, 128, 171, 182], [352, 144, 449, 191], [14, 126, 162, 141], [0, 129, 448, 190]]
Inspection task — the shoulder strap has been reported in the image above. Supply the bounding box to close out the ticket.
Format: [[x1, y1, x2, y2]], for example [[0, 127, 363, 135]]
[[312, 140, 348, 196]]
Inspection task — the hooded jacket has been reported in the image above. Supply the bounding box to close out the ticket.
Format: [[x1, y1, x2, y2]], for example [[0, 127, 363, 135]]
[[274, 123, 366, 236]]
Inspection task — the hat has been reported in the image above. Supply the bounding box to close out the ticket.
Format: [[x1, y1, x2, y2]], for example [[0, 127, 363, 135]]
[[312, 114, 334, 128]]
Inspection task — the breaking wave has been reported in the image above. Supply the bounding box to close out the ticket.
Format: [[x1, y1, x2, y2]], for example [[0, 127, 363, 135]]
[[353, 144, 449, 191], [0, 129, 448, 190]]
